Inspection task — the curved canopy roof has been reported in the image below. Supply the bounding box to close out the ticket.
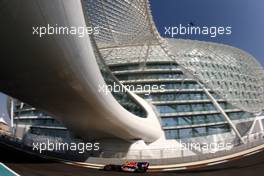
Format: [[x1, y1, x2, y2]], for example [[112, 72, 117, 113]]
[[83, 0, 264, 113], [167, 39, 264, 113]]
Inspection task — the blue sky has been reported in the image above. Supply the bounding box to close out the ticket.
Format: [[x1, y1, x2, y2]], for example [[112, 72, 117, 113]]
[[1, 0, 264, 123], [150, 0, 264, 66]]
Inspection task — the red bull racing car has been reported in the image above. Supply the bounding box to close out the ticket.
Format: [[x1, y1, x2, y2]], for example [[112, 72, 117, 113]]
[[103, 161, 149, 173]]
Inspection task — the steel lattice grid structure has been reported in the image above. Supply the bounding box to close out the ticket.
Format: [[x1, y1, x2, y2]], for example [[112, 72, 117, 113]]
[[167, 39, 264, 114], [82, 0, 264, 140], [83, 0, 264, 114], [83, 0, 159, 48]]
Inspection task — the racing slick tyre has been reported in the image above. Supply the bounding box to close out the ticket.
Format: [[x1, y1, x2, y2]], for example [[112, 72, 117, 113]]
[[103, 165, 113, 171]]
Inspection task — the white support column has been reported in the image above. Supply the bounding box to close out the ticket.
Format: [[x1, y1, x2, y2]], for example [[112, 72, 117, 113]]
[[10, 98, 14, 135], [259, 117, 264, 131], [199, 82, 245, 144]]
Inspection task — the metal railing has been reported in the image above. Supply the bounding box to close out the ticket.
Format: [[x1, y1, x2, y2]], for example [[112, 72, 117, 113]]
[[93, 132, 264, 165], [1, 131, 264, 165]]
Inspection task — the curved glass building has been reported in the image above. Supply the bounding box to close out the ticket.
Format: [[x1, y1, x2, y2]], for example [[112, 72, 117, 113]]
[[1, 0, 264, 167], [106, 40, 255, 140]]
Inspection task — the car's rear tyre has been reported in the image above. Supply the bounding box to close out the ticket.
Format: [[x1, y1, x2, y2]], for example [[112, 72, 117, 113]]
[[136, 168, 147, 173], [103, 165, 112, 171]]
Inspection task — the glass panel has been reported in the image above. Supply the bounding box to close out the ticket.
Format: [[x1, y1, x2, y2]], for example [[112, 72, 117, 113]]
[[207, 124, 230, 135], [179, 128, 193, 139], [193, 127, 207, 137], [162, 118, 178, 127], [110, 64, 139, 71], [157, 103, 217, 114], [192, 115, 206, 124], [14, 118, 64, 127], [178, 117, 192, 126], [117, 73, 186, 80], [142, 93, 209, 102], [165, 129, 179, 139]]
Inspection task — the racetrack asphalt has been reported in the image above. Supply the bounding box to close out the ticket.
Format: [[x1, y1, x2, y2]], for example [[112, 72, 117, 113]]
[[1, 142, 264, 176]]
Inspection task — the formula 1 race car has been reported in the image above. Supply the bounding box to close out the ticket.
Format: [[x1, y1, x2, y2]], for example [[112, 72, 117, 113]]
[[103, 161, 149, 173]]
